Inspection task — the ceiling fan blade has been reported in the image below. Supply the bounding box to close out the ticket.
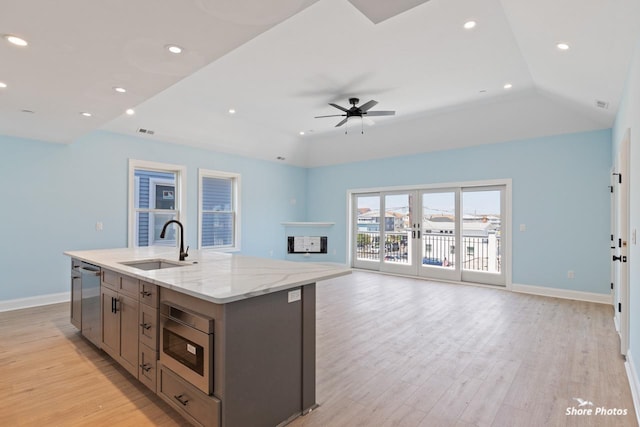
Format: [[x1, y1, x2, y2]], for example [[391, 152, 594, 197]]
[[329, 103, 350, 112], [365, 110, 395, 116], [315, 114, 346, 118], [362, 117, 376, 126], [358, 100, 378, 112], [335, 118, 348, 127]]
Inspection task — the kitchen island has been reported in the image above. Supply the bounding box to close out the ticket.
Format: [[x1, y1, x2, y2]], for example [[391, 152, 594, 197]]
[[65, 247, 350, 427]]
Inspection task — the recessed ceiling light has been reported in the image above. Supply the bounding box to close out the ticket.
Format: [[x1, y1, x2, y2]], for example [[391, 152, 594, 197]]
[[556, 42, 570, 50], [503, 83, 513, 89], [0, 82, 6, 88], [464, 21, 476, 30], [228, 108, 236, 114], [299, 131, 305, 136], [4, 34, 28, 47], [80, 112, 92, 117], [166, 44, 183, 54], [126, 108, 135, 115], [113, 87, 127, 93]]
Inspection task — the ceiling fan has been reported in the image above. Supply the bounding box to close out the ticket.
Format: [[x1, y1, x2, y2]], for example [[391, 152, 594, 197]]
[[314, 97, 396, 128]]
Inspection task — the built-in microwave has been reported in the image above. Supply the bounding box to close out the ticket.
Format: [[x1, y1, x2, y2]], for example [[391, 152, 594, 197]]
[[160, 302, 214, 395]]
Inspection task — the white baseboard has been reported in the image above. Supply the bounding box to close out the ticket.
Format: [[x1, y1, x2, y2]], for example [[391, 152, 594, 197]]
[[625, 350, 640, 425], [0, 292, 69, 313], [511, 283, 612, 305]]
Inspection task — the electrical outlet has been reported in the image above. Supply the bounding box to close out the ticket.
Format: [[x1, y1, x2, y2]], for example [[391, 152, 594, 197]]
[[96, 221, 103, 231], [568, 270, 575, 279], [288, 289, 301, 303], [519, 224, 526, 232]]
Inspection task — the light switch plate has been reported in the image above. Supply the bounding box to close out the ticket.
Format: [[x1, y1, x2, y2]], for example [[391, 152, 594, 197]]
[[288, 289, 301, 303]]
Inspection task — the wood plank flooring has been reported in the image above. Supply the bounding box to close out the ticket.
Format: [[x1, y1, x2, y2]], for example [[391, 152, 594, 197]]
[[0, 271, 636, 426]]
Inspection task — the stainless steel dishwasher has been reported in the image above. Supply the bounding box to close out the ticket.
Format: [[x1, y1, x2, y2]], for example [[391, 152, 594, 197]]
[[73, 261, 101, 347]]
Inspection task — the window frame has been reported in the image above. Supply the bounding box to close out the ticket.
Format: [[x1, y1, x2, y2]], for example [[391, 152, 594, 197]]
[[128, 159, 187, 248], [198, 168, 241, 252]]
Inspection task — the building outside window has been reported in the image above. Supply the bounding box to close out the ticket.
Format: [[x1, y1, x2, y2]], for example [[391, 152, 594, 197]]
[[128, 160, 186, 248]]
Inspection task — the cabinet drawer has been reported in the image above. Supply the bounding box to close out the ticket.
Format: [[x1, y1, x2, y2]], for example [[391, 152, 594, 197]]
[[158, 365, 220, 427], [139, 303, 159, 350], [139, 343, 158, 393], [101, 270, 119, 291], [140, 281, 159, 308]]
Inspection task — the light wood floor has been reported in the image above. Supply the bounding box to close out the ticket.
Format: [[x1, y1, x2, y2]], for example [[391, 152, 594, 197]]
[[0, 272, 636, 426]]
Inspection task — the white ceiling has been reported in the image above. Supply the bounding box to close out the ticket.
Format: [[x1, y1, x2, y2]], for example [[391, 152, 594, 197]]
[[2, 0, 639, 167]]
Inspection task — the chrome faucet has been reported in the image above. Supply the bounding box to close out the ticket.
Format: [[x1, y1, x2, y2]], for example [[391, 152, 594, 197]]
[[160, 220, 189, 261]]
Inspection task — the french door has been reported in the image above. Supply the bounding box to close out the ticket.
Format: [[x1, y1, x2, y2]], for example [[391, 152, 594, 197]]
[[352, 183, 507, 287], [353, 191, 418, 275]]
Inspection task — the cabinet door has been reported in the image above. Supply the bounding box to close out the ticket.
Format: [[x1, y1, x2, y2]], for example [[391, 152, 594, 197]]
[[101, 287, 120, 358], [71, 275, 82, 330], [119, 293, 139, 378]]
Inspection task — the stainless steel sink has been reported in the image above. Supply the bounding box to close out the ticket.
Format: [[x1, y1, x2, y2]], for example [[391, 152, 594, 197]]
[[120, 259, 187, 271]]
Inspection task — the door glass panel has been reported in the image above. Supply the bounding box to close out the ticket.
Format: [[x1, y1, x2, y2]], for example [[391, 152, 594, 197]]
[[355, 195, 381, 262], [422, 192, 456, 269], [462, 190, 501, 273], [383, 194, 412, 265]]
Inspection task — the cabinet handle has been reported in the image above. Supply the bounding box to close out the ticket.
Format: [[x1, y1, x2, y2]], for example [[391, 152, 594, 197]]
[[139, 363, 152, 372], [140, 290, 152, 297], [139, 322, 151, 330], [113, 298, 120, 313], [174, 394, 189, 406], [111, 297, 115, 314]]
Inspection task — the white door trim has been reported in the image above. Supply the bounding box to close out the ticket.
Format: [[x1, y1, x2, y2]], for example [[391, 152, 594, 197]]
[[347, 178, 512, 289]]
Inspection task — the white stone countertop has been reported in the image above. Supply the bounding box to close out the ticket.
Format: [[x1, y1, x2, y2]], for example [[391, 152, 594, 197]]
[[64, 247, 351, 304]]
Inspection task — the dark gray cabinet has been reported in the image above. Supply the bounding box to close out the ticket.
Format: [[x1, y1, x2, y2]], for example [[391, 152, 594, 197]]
[[70, 263, 82, 330], [138, 280, 159, 392], [101, 270, 139, 378]]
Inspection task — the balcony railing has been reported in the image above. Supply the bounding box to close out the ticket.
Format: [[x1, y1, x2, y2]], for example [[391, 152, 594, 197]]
[[356, 231, 501, 273]]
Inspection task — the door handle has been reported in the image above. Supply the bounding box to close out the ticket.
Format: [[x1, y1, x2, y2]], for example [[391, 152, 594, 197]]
[[613, 255, 628, 262], [412, 230, 416, 238]]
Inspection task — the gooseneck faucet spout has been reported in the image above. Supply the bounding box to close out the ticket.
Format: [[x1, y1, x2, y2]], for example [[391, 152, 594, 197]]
[[160, 220, 189, 261]]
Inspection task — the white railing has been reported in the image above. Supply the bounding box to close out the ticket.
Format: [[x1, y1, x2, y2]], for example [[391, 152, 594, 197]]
[[356, 231, 501, 272]]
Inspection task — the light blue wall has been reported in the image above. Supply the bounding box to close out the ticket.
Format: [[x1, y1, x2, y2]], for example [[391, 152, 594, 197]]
[[306, 129, 612, 294], [0, 125, 613, 302], [0, 131, 307, 301], [613, 36, 640, 373]]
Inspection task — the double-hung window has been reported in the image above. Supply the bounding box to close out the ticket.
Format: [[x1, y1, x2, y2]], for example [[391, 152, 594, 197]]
[[128, 160, 186, 248], [198, 169, 240, 251]]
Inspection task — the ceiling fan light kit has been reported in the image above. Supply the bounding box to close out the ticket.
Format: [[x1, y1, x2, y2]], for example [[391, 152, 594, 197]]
[[314, 97, 396, 134]]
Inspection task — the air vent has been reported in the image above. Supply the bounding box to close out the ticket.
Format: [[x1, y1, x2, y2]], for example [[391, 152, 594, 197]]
[[595, 100, 609, 109], [137, 128, 155, 135]]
